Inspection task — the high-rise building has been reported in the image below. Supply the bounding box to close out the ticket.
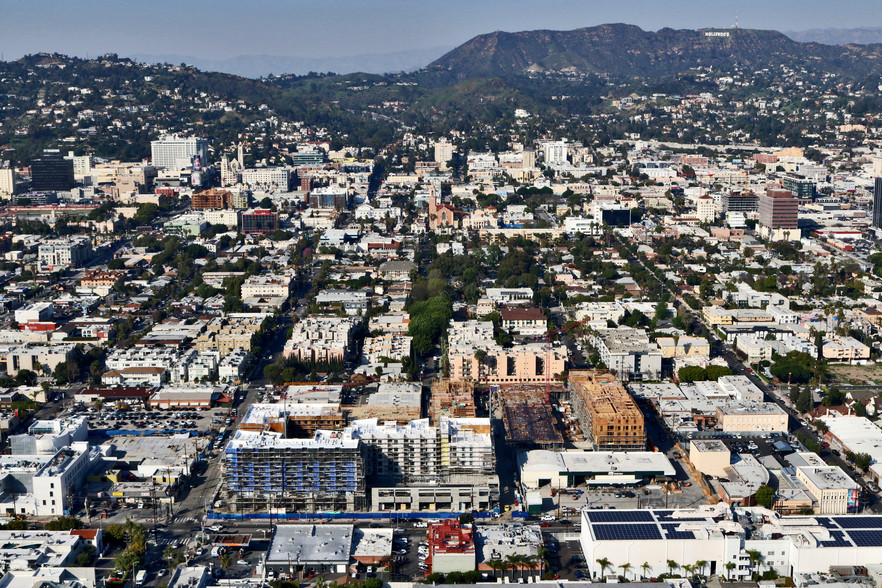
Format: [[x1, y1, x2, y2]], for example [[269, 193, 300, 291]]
[[434, 139, 454, 165], [150, 136, 208, 170], [873, 177, 882, 229], [543, 141, 568, 167], [30, 151, 74, 191], [0, 168, 15, 197], [521, 148, 536, 169], [758, 187, 799, 240]]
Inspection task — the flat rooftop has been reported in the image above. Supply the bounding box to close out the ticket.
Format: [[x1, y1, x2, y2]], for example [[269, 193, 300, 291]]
[[267, 524, 354, 565]]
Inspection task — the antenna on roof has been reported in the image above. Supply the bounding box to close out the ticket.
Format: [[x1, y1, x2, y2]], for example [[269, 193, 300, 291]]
[[733, 12, 739, 29]]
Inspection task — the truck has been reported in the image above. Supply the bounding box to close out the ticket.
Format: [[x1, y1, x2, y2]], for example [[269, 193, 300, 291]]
[[526, 491, 543, 517], [135, 570, 147, 586]]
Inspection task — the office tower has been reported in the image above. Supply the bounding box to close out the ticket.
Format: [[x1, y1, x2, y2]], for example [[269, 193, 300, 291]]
[[150, 136, 208, 170], [874, 177, 882, 229], [30, 151, 74, 191], [758, 187, 799, 241]]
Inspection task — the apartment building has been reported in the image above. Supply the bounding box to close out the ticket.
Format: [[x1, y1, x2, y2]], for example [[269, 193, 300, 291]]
[[822, 336, 871, 363], [37, 236, 92, 270], [78, 270, 125, 295], [241, 167, 290, 190], [224, 429, 365, 512], [283, 317, 355, 363], [447, 320, 565, 385], [194, 314, 265, 357], [151, 135, 208, 170], [349, 416, 494, 485], [569, 370, 645, 450], [589, 327, 662, 382], [362, 333, 412, 363], [500, 306, 547, 337]]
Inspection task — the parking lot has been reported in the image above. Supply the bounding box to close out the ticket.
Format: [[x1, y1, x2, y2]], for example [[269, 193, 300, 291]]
[[73, 404, 234, 437]]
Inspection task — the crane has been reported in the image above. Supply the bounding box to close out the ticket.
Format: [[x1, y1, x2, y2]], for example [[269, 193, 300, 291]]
[[542, 317, 593, 403]]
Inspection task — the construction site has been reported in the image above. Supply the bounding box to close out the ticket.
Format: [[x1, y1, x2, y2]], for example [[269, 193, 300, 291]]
[[568, 369, 646, 450], [430, 379, 476, 423], [496, 385, 569, 449]]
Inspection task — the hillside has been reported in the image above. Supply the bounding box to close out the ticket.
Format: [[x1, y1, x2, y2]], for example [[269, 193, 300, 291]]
[[425, 23, 882, 81]]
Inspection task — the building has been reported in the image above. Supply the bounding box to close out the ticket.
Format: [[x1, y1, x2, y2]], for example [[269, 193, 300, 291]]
[[240, 208, 279, 234], [782, 176, 816, 200], [0, 168, 15, 196], [874, 177, 882, 230], [518, 450, 674, 489], [426, 520, 475, 575], [696, 195, 716, 223], [151, 136, 208, 170], [580, 505, 882, 579], [349, 417, 495, 486], [241, 167, 290, 190], [9, 416, 88, 455], [223, 429, 365, 512], [795, 463, 860, 515], [569, 370, 645, 450], [265, 524, 354, 575], [434, 139, 454, 165], [716, 402, 788, 433], [758, 188, 799, 241], [30, 151, 74, 191], [500, 306, 547, 337], [447, 321, 565, 385], [37, 237, 92, 269], [309, 186, 350, 209], [689, 439, 731, 478], [283, 317, 355, 363], [589, 327, 662, 382]]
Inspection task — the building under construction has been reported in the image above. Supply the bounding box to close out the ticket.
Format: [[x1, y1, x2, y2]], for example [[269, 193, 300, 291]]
[[569, 369, 645, 450], [430, 379, 476, 424], [498, 386, 565, 449], [223, 429, 366, 513], [238, 403, 345, 438]]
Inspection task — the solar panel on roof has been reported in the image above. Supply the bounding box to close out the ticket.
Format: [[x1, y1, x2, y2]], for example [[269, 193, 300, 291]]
[[661, 523, 696, 540], [814, 517, 838, 529], [587, 510, 654, 523], [833, 517, 882, 529], [846, 530, 882, 547], [818, 530, 851, 548], [593, 524, 662, 541]]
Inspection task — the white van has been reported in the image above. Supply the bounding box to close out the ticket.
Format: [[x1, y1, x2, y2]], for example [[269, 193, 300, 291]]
[[135, 570, 147, 586]]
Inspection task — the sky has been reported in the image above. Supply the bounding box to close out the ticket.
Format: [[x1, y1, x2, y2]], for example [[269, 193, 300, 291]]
[[3, 0, 882, 62]]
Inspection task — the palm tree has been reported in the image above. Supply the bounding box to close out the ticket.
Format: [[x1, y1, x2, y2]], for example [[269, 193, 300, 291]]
[[682, 564, 695, 580], [695, 560, 708, 579], [641, 562, 652, 580], [725, 562, 736, 581], [488, 559, 505, 580], [219, 553, 232, 572], [597, 557, 613, 578], [667, 560, 679, 577], [746, 550, 764, 579], [93, 398, 104, 416], [619, 563, 632, 580]]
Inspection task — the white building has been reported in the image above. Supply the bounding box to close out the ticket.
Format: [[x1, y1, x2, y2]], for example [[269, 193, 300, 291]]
[[151, 135, 208, 170], [241, 167, 290, 190], [37, 237, 92, 269]]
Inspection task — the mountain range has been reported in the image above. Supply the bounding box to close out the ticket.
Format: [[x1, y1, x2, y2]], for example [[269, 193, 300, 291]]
[[127, 26, 882, 80], [129, 47, 452, 78], [423, 23, 882, 81]]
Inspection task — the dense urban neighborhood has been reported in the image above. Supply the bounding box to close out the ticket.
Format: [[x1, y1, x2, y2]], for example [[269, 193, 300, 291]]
[[5, 22, 882, 588]]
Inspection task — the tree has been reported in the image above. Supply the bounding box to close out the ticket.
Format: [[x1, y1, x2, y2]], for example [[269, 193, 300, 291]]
[[854, 452, 873, 472], [678, 366, 707, 382], [746, 550, 764, 579], [695, 560, 708, 578], [219, 553, 232, 572], [667, 560, 679, 576], [619, 562, 632, 580], [75, 544, 96, 566], [796, 388, 814, 414], [596, 557, 612, 578], [755, 485, 775, 509], [45, 516, 84, 531], [725, 561, 737, 581], [15, 369, 37, 386], [641, 562, 652, 580], [705, 365, 733, 381]]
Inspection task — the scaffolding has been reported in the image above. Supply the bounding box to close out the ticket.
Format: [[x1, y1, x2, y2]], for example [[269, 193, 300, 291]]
[[569, 369, 645, 450]]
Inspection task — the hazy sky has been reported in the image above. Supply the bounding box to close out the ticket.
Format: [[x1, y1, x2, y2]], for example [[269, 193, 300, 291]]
[[3, 0, 882, 60]]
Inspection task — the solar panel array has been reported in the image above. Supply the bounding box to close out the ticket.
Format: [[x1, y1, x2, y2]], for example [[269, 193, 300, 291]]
[[834, 517, 882, 529], [585, 510, 654, 523], [661, 523, 696, 540], [593, 524, 662, 541], [817, 530, 851, 548], [845, 530, 882, 547]]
